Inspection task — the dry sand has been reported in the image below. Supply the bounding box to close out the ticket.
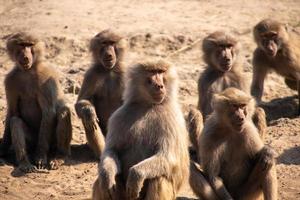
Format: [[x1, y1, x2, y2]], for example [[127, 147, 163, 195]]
[[0, 0, 299, 199]]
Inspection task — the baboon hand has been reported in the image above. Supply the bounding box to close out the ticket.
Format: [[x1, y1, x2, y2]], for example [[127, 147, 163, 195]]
[[126, 166, 145, 200], [81, 105, 97, 120]]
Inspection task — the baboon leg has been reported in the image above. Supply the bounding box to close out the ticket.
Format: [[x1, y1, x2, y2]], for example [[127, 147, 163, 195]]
[[49, 106, 72, 170], [92, 177, 125, 200], [284, 78, 300, 114], [189, 161, 219, 200], [10, 116, 37, 173], [144, 177, 175, 200], [238, 167, 277, 200], [186, 106, 203, 157], [284, 78, 297, 91], [252, 107, 267, 141], [56, 106, 72, 155]]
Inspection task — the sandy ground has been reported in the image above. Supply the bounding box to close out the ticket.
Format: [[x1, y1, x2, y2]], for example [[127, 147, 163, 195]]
[[0, 0, 300, 199]]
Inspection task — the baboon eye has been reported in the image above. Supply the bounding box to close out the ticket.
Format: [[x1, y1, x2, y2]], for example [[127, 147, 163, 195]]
[[227, 44, 233, 49], [147, 78, 152, 85]]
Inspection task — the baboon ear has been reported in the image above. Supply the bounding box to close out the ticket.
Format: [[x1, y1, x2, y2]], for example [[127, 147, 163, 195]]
[[211, 93, 228, 109], [203, 38, 217, 47], [89, 37, 101, 52]]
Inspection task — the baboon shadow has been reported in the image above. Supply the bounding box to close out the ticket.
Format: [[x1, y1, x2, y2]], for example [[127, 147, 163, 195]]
[[0, 142, 97, 177], [66, 143, 98, 165], [277, 146, 300, 165], [260, 95, 298, 123]]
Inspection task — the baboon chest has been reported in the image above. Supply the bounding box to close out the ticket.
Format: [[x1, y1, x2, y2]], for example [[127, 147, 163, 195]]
[[211, 73, 239, 93], [17, 76, 42, 130], [94, 74, 123, 123], [220, 139, 252, 190]]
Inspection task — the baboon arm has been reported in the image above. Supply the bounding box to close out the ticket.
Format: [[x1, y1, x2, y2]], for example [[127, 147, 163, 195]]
[[251, 52, 269, 102], [36, 78, 58, 155], [75, 72, 100, 117], [131, 154, 171, 179], [198, 89, 210, 118], [207, 175, 233, 200], [238, 160, 270, 196], [77, 71, 100, 102]]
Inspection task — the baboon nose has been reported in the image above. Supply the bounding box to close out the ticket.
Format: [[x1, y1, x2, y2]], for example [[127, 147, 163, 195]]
[[155, 84, 164, 91]]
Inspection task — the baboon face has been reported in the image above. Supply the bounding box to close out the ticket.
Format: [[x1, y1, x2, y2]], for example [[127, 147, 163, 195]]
[[15, 42, 35, 70], [227, 102, 248, 131], [144, 72, 166, 104], [258, 31, 281, 57], [254, 19, 288, 58], [98, 41, 117, 69], [212, 43, 235, 72], [214, 88, 253, 132]]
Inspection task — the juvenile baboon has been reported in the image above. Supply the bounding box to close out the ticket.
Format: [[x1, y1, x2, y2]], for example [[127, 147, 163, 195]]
[[92, 60, 211, 200], [75, 30, 127, 158], [0, 32, 72, 172], [198, 31, 266, 139], [198, 88, 277, 200], [251, 19, 300, 114]]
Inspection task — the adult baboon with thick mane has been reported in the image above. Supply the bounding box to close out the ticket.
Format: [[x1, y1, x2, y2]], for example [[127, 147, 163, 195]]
[[93, 60, 215, 200]]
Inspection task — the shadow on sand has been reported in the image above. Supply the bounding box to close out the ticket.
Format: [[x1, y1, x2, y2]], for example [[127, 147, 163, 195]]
[[0, 143, 98, 177], [277, 146, 300, 165], [260, 95, 298, 123]]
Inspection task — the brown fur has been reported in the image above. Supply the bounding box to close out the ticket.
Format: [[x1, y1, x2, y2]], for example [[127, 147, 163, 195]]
[[198, 88, 278, 200], [198, 31, 266, 139], [75, 30, 127, 158], [251, 19, 300, 114], [92, 60, 211, 200], [186, 106, 203, 159], [0, 32, 72, 172]]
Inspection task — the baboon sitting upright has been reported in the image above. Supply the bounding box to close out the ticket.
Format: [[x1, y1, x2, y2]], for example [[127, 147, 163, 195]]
[[0, 32, 72, 172], [75, 30, 127, 158]]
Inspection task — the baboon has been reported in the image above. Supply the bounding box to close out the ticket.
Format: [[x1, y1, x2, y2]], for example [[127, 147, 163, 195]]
[[75, 30, 127, 158], [0, 32, 72, 172], [251, 19, 300, 114], [198, 88, 277, 200], [198, 31, 266, 139], [92, 60, 211, 200]]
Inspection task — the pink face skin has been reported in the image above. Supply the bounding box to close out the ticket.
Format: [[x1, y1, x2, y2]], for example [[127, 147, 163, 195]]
[[145, 72, 166, 104], [228, 103, 248, 132], [214, 44, 234, 72], [16, 43, 34, 70], [260, 32, 279, 57], [99, 42, 117, 69]]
